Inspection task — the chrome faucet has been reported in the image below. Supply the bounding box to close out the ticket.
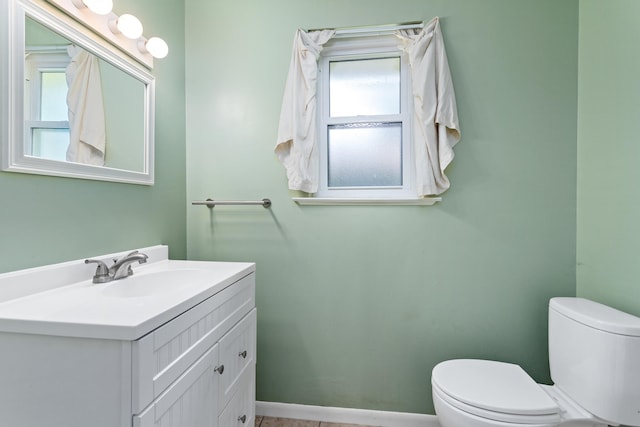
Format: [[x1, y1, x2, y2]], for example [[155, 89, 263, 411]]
[[85, 250, 149, 283], [110, 250, 149, 279]]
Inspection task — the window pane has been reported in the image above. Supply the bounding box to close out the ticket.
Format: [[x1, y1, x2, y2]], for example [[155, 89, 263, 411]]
[[328, 122, 402, 188], [40, 72, 68, 121], [329, 57, 400, 117], [31, 128, 69, 161]]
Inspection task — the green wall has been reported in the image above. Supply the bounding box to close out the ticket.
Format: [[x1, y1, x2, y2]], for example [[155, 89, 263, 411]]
[[185, 0, 579, 414], [0, 0, 187, 273], [576, 1, 640, 315]]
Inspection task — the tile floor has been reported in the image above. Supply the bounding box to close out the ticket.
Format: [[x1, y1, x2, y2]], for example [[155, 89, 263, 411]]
[[255, 416, 379, 427]]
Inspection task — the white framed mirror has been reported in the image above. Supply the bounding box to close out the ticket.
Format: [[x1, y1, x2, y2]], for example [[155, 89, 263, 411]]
[[0, 0, 155, 185]]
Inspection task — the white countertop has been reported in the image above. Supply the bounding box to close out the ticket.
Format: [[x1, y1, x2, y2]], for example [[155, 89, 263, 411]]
[[0, 246, 255, 340]]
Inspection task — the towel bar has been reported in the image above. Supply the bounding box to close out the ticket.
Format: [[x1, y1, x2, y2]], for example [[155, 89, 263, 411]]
[[192, 198, 272, 208]]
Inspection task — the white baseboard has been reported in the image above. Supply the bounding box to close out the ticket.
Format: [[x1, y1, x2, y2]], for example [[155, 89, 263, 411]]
[[256, 401, 440, 427]]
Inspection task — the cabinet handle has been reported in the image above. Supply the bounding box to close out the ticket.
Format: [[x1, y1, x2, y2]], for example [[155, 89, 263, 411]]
[[238, 415, 247, 424], [238, 350, 247, 359], [214, 364, 224, 375]]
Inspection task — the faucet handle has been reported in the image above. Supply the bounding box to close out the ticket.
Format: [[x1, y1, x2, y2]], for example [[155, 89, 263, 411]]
[[85, 259, 111, 283]]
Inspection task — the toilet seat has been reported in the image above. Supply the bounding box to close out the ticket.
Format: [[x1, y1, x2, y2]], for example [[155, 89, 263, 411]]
[[432, 359, 561, 424]]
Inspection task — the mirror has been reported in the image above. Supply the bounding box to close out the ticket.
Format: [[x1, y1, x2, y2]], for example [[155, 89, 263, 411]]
[[0, 0, 155, 185]]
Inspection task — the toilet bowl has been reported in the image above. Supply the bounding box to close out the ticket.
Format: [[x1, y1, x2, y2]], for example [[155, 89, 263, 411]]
[[431, 298, 640, 427], [432, 359, 604, 427]]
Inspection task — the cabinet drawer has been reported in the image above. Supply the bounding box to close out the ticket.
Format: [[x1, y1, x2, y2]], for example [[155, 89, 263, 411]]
[[218, 369, 255, 427], [218, 308, 257, 411], [133, 344, 218, 427], [132, 273, 255, 413]]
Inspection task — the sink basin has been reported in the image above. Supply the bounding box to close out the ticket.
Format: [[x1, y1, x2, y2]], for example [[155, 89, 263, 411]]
[[0, 244, 255, 341], [101, 269, 211, 298]]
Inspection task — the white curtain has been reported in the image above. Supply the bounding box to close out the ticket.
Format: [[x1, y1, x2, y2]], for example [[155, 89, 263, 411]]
[[396, 17, 461, 196], [275, 18, 460, 196], [65, 45, 106, 166], [275, 29, 335, 193]]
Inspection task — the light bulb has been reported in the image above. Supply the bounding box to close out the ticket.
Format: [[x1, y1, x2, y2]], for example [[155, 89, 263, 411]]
[[114, 14, 143, 39], [82, 0, 113, 15], [143, 37, 169, 59]]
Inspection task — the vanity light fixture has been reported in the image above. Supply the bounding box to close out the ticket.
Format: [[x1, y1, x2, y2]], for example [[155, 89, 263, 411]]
[[70, 0, 112, 15], [45, 0, 169, 67], [109, 13, 143, 39], [139, 37, 168, 59]]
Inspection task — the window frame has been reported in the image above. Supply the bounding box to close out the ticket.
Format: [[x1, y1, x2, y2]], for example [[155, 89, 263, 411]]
[[316, 35, 415, 200], [24, 49, 70, 159]]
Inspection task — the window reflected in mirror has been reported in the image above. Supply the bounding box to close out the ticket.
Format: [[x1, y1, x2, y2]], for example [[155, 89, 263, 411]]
[[25, 53, 70, 161]]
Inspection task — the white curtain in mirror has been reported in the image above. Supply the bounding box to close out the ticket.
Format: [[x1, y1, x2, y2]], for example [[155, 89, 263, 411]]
[[65, 44, 106, 165]]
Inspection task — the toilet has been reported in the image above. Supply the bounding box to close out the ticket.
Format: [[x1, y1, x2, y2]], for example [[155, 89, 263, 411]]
[[432, 297, 640, 427]]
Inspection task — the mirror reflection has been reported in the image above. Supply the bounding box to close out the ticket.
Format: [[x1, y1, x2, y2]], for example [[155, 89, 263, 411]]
[[25, 17, 146, 173]]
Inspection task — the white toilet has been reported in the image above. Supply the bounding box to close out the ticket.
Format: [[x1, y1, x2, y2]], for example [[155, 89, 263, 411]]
[[432, 297, 640, 427]]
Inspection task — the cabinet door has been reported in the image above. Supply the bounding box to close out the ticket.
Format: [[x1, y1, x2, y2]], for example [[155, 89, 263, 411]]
[[134, 344, 219, 427], [218, 370, 255, 427], [218, 309, 257, 410]]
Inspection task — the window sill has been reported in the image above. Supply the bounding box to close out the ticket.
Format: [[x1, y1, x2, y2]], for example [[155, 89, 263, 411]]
[[292, 197, 441, 206]]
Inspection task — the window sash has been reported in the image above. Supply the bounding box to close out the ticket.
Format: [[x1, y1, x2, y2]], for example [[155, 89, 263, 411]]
[[24, 120, 70, 158], [329, 56, 401, 117], [317, 38, 414, 198]]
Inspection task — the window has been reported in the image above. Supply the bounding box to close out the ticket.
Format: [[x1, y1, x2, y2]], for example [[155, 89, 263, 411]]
[[275, 18, 460, 204], [316, 36, 415, 199], [24, 49, 71, 161]]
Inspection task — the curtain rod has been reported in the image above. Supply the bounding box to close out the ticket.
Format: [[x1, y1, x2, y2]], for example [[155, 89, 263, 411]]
[[307, 21, 424, 37]]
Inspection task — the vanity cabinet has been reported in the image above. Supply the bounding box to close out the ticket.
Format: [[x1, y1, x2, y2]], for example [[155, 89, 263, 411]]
[[0, 266, 256, 427], [134, 273, 256, 427]]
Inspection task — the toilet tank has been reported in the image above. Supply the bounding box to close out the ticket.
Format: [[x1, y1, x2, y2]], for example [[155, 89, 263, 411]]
[[549, 297, 640, 426]]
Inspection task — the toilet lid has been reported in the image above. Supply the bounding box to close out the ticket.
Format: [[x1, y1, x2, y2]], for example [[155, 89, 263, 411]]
[[432, 360, 559, 418]]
